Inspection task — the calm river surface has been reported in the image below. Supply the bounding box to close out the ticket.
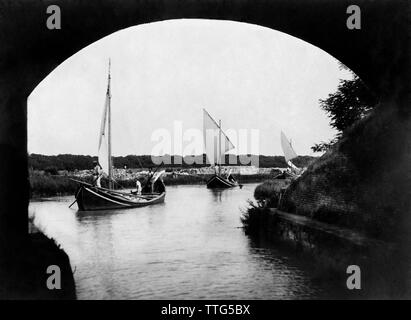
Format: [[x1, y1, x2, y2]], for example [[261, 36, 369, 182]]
[[30, 183, 342, 299]]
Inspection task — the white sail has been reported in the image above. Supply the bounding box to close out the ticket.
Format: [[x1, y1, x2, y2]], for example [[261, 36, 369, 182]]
[[98, 61, 112, 178], [98, 92, 110, 175], [281, 131, 298, 163], [203, 109, 235, 165]]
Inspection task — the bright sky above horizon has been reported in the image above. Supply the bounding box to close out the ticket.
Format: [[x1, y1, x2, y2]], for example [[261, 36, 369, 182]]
[[28, 19, 352, 157]]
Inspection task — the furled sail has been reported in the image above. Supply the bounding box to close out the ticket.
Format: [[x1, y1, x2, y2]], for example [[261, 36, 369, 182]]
[[203, 109, 235, 165], [98, 77, 111, 175], [98, 94, 109, 175], [152, 170, 166, 183], [281, 131, 298, 164]]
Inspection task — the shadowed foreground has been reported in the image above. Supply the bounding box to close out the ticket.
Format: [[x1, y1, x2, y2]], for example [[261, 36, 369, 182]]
[[0, 231, 76, 300]]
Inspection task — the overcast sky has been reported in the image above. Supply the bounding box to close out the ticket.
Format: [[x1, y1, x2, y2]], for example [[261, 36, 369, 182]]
[[28, 19, 352, 157]]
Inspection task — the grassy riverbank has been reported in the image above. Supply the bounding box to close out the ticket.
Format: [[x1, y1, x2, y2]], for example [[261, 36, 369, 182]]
[[29, 170, 276, 198]]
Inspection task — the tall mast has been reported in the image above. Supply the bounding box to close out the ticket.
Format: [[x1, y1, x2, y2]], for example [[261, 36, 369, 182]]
[[218, 119, 222, 176], [107, 59, 113, 189]]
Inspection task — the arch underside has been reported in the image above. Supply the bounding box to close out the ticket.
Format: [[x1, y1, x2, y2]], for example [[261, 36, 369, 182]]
[[1, 0, 409, 97]]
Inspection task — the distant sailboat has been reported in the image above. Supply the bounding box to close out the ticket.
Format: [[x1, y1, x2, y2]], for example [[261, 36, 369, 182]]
[[72, 61, 166, 211], [280, 131, 303, 176], [203, 109, 238, 188]]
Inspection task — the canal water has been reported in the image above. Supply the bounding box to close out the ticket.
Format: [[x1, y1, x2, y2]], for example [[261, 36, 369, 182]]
[[30, 183, 343, 299]]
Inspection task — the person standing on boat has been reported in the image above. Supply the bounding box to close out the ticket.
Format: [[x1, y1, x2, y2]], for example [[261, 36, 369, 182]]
[[135, 179, 142, 195], [142, 169, 153, 194], [93, 161, 103, 187]]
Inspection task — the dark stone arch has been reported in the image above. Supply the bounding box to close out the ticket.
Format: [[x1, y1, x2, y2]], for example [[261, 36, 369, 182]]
[[0, 0, 409, 94], [0, 0, 409, 298]]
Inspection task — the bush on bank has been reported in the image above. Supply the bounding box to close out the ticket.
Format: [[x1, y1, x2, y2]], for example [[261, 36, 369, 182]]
[[241, 179, 291, 234]]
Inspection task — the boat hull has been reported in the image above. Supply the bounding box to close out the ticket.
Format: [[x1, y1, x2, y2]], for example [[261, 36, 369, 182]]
[[75, 185, 165, 211], [206, 175, 238, 189]]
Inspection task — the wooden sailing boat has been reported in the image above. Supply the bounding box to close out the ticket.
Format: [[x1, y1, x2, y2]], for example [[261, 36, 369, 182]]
[[280, 131, 304, 178], [73, 61, 166, 211], [203, 109, 238, 188]]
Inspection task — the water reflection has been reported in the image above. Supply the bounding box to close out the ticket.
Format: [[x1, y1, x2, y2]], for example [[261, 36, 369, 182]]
[[209, 189, 223, 202], [30, 184, 343, 299]]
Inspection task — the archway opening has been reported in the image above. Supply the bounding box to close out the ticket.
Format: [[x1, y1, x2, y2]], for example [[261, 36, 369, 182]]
[[28, 19, 355, 167]]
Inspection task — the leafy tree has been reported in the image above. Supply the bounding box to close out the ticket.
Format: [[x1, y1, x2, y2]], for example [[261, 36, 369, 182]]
[[311, 137, 339, 153], [312, 74, 377, 153]]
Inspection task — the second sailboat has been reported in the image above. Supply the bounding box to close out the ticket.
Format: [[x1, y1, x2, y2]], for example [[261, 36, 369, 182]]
[[203, 109, 239, 188]]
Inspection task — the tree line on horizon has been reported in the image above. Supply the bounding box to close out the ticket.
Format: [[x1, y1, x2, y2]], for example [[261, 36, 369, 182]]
[[28, 153, 316, 172]]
